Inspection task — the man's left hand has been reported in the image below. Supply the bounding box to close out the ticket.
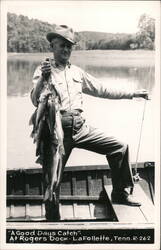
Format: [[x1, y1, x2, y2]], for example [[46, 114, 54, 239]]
[[133, 89, 150, 100]]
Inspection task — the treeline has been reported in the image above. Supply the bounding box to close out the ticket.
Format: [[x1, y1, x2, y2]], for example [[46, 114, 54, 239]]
[[7, 13, 155, 52], [7, 13, 56, 52], [78, 32, 135, 50]]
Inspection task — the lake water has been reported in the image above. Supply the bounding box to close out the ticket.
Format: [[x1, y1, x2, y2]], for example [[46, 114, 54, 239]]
[[7, 50, 156, 169]]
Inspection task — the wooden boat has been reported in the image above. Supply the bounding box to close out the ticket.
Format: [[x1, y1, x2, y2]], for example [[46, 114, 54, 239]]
[[7, 162, 154, 225]]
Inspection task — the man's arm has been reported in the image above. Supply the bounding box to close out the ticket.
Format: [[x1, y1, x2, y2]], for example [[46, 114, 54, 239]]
[[31, 59, 52, 107], [80, 70, 148, 100]]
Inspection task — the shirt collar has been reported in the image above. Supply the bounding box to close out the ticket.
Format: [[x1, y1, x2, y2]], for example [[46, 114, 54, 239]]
[[51, 59, 71, 69]]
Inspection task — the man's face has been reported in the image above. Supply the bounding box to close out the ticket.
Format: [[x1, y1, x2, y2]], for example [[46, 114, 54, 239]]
[[51, 37, 73, 64]]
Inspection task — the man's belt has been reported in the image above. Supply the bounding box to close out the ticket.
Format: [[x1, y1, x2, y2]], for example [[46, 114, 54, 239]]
[[60, 109, 82, 116]]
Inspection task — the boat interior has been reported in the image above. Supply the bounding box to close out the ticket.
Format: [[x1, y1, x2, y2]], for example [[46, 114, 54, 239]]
[[6, 162, 155, 228]]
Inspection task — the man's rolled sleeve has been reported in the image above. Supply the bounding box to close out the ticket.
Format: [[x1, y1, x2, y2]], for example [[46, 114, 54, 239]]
[[81, 70, 134, 99]]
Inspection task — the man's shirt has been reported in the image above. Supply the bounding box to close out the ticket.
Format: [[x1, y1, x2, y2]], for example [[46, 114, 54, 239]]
[[31, 59, 134, 112]]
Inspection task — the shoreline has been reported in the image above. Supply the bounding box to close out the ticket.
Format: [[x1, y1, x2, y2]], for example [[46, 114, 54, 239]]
[[7, 50, 155, 67]]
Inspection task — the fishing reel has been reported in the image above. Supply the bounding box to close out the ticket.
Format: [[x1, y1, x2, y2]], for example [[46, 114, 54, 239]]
[[130, 171, 142, 195], [133, 172, 142, 182]]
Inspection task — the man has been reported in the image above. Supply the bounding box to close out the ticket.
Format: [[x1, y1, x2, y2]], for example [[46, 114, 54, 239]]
[[31, 25, 149, 221]]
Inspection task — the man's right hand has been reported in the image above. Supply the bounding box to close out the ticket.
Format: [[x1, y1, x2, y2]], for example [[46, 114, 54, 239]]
[[41, 58, 51, 78]]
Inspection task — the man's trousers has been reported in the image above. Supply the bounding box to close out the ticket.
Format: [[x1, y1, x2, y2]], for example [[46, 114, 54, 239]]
[[42, 111, 134, 220]]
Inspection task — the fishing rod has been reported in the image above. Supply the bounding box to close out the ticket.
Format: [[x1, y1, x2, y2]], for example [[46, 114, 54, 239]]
[[130, 97, 147, 195], [130, 67, 152, 195], [130, 91, 152, 195]]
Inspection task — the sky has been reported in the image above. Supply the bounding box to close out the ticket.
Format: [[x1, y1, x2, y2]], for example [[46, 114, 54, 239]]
[[3, 0, 160, 33]]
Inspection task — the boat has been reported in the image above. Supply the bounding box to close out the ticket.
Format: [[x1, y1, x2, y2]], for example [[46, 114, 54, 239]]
[[7, 161, 154, 224], [6, 161, 156, 244]]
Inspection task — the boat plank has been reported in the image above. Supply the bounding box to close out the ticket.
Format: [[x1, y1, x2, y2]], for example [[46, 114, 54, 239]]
[[103, 173, 109, 186], [104, 185, 147, 223], [72, 176, 77, 196], [7, 195, 102, 200], [73, 202, 77, 218], [61, 203, 74, 219], [132, 183, 154, 223], [6, 221, 154, 230], [89, 202, 95, 219], [87, 175, 93, 196]]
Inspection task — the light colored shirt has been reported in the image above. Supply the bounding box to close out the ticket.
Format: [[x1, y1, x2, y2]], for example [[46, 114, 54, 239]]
[[31, 59, 134, 112]]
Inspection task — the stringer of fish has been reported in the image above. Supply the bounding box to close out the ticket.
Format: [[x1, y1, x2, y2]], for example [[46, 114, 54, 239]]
[[30, 61, 65, 203]]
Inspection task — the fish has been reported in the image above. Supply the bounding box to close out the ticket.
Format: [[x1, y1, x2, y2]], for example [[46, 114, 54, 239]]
[[34, 57, 53, 136], [43, 97, 65, 202], [33, 87, 52, 142]]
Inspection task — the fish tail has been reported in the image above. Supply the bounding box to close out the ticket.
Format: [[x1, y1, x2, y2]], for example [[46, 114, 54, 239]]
[[30, 131, 34, 138], [44, 186, 53, 202]]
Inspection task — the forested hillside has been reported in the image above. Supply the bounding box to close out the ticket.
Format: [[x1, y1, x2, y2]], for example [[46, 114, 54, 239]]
[[7, 13, 155, 52], [7, 13, 56, 52]]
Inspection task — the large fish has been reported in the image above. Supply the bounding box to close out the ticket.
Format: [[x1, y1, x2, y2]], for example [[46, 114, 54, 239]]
[[34, 57, 54, 137], [33, 87, 52, 143], [43, 94, 65, 202]]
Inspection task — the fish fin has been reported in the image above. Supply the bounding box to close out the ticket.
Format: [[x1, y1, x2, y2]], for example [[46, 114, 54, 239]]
[[35, 157, 43, 165], [29, 120, 32, 126], [47, 99, 56, 134], [33, 133, 38, 143], [29, 109, 37, 126], [36, 143, 41, 156], [30, 131, 34, 138], [29, 117, 33, 126]]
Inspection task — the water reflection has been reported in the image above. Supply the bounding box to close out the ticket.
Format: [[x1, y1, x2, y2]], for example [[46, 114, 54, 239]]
[[7, 60, 39, 96], [85, 65, 154, 93], [7, 59, 155, 96]]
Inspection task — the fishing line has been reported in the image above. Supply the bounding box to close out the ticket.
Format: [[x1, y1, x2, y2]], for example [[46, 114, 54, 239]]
[[134, 98, 147, 175], [130, 97, 147, 195], [130, 67, 152, 195]]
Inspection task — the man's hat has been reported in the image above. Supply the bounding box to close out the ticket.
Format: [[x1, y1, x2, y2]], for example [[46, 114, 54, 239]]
[[46, 25, 76, 44]]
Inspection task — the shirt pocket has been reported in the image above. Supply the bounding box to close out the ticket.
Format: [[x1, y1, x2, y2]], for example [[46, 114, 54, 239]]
[[72, 76, 83, 93]]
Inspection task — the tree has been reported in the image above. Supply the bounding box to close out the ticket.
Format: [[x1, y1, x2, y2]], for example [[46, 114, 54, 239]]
[[137, 14, 155, 49]]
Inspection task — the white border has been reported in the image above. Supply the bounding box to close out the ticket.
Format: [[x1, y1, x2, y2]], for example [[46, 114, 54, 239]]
[[0, 1, 160, 250]]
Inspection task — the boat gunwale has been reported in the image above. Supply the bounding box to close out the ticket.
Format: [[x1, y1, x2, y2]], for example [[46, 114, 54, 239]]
[[7, 161, 155, 174]]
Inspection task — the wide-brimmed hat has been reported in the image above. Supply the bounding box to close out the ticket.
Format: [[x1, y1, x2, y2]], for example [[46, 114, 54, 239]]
[[46, 25, 76, 44]]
